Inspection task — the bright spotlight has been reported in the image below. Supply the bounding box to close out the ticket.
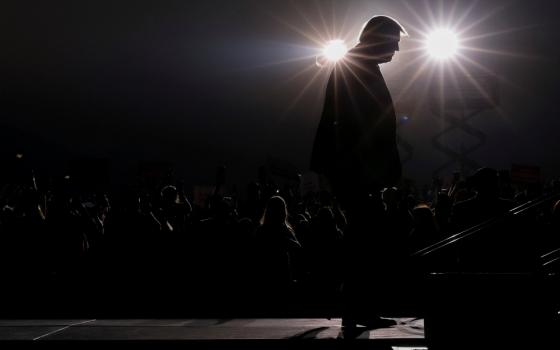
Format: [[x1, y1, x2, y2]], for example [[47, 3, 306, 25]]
[[323, 39, 348, 62], [426, 29, 459, 60]]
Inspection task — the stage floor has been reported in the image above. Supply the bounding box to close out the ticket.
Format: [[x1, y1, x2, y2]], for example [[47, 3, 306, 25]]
[[0, 318, 425, 347]]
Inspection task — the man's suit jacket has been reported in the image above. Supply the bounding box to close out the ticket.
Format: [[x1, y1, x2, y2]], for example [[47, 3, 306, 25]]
[[310, 48, 402, 195]]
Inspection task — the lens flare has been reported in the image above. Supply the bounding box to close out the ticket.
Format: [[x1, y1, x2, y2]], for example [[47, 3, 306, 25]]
[[426, 29, 459, 60], [323, 39, 348, 62]]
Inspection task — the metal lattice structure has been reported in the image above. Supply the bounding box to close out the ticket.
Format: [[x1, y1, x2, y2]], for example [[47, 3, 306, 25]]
[[430, 73, 500, 177]]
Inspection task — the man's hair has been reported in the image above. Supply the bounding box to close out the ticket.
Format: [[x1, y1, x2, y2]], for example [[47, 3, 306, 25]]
[[359, 15, 408, 43]]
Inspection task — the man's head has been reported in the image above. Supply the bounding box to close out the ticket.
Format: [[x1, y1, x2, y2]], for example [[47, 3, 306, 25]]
[[358, 15, 407, 63]]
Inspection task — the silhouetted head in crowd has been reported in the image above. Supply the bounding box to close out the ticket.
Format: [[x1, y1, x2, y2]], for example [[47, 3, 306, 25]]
[[209, 196, 235, 221], [356, 15, 407, 63], [160, 185, 178, 206], [138, 193, 154, 214], [260, 196, 290, 227], [412, 204, 438, 233], [294, 201, 309, 219], [405, 193, 417, 211], [237, 217, 256, 239], [381, 187, 400, 211], [470, 167, 500, 199]]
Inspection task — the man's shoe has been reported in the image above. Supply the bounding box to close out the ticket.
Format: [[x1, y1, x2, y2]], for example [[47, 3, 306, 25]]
[[342, 317, 396, 330]]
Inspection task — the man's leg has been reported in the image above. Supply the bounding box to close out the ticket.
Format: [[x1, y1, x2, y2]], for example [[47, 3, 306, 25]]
[[339, 190, 396, 330]]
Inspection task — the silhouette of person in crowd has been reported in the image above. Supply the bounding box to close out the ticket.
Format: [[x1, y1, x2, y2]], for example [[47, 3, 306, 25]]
[[451, 167, 515, 232], [254, 196, 302, 307], [450, 167, 521, 270], [310, 15, 407, 330]]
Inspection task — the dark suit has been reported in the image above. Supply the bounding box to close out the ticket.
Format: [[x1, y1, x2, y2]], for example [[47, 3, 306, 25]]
[[311, 49, 403, 322], [310, 48, 401, 200]]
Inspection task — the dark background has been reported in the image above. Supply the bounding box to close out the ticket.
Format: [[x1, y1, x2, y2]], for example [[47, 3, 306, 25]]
[[1, 0, 559, 190]]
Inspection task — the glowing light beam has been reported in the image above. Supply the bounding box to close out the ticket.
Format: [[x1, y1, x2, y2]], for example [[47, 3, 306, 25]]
[[322, 39, 348, 62], [425, 29, 459, 60]]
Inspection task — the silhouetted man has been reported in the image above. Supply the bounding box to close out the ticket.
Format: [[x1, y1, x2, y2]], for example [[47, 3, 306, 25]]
[[310, 15, 407, 330], [311, 15, 405, 201]]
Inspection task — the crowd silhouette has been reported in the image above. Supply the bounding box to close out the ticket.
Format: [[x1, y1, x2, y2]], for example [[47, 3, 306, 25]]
[[1, 155, 559, 319]]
